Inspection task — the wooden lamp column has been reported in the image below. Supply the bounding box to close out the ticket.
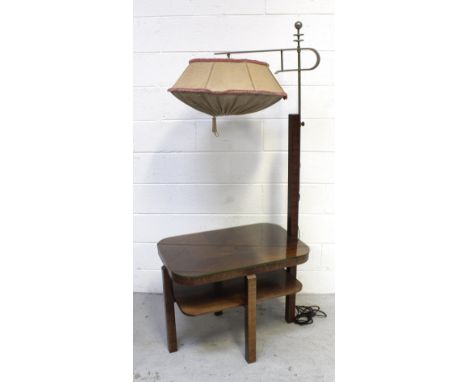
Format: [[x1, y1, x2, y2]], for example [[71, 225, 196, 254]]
[[285, 113, 301, 322]]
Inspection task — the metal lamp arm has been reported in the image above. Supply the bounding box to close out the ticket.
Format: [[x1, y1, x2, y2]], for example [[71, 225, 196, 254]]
[[213, 21, 320, 119], [213, 47, 320, 74]]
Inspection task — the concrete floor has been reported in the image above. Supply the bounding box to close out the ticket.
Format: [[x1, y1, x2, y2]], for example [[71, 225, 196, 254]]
[[134, 293, 334, 382]]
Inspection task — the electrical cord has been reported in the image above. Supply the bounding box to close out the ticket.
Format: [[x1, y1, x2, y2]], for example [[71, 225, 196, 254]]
[[294, 305, 327, 325]]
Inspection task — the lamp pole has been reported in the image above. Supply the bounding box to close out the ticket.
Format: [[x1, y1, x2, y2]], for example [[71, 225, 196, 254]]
[[295, 21, 303, 120], [287, 21, 304, 242], [285, 21, 305, 322]]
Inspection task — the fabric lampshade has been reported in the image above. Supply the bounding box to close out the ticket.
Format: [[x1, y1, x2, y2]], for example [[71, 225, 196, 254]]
[[168, 58, 287, 135]]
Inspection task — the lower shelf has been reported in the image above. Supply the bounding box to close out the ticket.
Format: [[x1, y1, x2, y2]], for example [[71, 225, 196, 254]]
[[173, 269, 302, 316]]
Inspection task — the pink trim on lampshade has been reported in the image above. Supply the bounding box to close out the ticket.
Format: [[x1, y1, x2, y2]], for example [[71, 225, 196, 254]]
[[168, 87, 287, 99], [189, 58, 270, 67]]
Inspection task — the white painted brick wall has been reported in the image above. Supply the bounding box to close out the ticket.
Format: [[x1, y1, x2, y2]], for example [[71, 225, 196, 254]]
[[133, 0, 335, 293], [134, 15, 334, 52]]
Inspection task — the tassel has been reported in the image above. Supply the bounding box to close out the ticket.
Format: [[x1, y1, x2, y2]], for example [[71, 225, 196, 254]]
[[212, 116, 219, 137]]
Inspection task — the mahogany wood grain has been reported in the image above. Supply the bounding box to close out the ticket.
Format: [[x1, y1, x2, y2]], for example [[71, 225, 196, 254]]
[[173, 269, 302, 316], [157, 223, 309, 286], [245, 274, 256, 363], [286, 114, 301, 322], [162, 266, 178, 353], [287, 113, 301, 239]]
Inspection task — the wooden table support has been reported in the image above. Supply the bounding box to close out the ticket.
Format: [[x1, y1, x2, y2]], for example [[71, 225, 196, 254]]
[[244, 274, 257, 363], [285, 266, 297, 323], [157, 223, 309, 363], [162, 266, 178, 353], [285, 113, 301, 323], [214, 282, 223, 316]]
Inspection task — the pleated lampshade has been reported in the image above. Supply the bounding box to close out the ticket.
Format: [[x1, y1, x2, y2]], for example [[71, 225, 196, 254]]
[[168, 58, 287, 135]]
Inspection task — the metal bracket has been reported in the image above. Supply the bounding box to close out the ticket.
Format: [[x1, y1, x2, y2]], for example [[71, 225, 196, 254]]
[[274, 47, 321, 74], [214, 47, 320, 73]]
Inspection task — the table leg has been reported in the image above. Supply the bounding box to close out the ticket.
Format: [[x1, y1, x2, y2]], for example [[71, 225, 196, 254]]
[[285, 266, 297, 323], [245, 274, 257, 363], [214, 282, 223, 316], [162, 266, 178, 353]]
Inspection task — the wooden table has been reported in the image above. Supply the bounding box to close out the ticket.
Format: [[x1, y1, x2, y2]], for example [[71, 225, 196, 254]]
[[157, 223, 309, 363]]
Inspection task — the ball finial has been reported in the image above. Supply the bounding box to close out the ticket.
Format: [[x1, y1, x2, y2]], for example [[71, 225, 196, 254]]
[[295, 21, 302, 30]]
